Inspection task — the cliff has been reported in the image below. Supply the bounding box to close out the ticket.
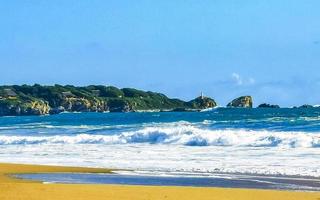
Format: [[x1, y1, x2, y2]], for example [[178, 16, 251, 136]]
[[0, 85, 217, 116]]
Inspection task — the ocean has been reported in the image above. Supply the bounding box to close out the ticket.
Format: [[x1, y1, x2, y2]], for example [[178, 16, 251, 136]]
[[1, 108, 320, 179]]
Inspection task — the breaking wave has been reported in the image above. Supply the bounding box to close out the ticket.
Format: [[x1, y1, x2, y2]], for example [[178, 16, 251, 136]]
[[1, 125, 320, 148]]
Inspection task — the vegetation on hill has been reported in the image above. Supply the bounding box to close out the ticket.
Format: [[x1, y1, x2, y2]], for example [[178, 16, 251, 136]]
[[0, 85, 217, 116]]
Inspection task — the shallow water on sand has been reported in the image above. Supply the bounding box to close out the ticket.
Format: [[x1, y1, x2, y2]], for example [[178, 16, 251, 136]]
[[15, 172, 320, 191]]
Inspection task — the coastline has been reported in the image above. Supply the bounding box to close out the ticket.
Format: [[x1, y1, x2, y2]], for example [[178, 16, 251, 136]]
[[0, 163, 319, 200]]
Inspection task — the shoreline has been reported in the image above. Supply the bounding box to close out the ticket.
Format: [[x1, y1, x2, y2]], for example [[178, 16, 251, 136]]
[[14, 171, 320, 191], [0, 162, 113, 183], [0, 163, 319, 200]]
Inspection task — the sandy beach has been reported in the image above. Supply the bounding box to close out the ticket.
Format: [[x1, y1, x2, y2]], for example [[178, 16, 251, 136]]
[[0, 163, 319, 200], [2, 0, 320, 199]]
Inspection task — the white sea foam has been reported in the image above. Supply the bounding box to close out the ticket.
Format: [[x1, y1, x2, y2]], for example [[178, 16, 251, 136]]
[[1, 120, 320, 178], [1, 141, 320, 177], [0, 126, 319, 148]]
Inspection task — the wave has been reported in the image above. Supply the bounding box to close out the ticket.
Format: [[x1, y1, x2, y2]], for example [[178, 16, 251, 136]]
[[0, 125, 319, 148]]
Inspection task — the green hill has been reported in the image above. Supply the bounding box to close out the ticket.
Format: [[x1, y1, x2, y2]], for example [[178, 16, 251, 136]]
[[0, 85, 217, 116]]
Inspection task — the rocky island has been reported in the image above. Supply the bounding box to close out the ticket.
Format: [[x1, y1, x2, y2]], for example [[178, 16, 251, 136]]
[[258, 103, 280, 108], [227, 96, 253, 108], [0, 85, 217, 116]]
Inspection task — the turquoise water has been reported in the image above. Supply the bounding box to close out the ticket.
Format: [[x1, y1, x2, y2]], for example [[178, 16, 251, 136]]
[[0, 108, 320, 177]]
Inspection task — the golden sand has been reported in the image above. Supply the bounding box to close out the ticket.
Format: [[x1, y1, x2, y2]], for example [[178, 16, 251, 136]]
[[0, 163, 319, 200]]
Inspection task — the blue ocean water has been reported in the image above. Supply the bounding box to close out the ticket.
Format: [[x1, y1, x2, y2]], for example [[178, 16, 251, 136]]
[[1, 108, 320, 133], [0, 108, 320, 177]]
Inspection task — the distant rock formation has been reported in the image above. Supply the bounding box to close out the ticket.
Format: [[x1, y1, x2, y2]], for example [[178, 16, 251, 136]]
[[188, 96, 217, 110], [257, 103, 280, 108], [299, 104, 314, 109], [227, 96, 253, 108]]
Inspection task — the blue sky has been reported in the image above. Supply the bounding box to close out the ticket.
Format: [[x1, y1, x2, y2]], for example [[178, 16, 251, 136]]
[[1, 0, 320, 106]]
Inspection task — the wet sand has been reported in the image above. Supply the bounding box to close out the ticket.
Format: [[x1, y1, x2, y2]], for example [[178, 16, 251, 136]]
[[0, 163, 319, 200]]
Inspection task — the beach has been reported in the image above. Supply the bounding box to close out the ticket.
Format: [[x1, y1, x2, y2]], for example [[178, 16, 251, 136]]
[[1, 111, 320, 199], [0, 163, 319, 200], [2, 0, 320, 198]]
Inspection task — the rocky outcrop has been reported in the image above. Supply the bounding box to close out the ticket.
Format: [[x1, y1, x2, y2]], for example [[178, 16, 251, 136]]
[[258, 103, 280, 108], [61, 98, 107, 112], [107, 99, 133, 112], [227, 96, 253, 108], [299, 104, 314, 109], [188, 96, 217, 109], [0, 103, 18, 116], [0, 100, 50, 116], [26, 100, 51, 115], [49, 106, 65, 114]]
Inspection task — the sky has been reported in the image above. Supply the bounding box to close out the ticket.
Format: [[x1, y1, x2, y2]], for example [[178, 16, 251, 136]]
[[1, 0, 320, 107]]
